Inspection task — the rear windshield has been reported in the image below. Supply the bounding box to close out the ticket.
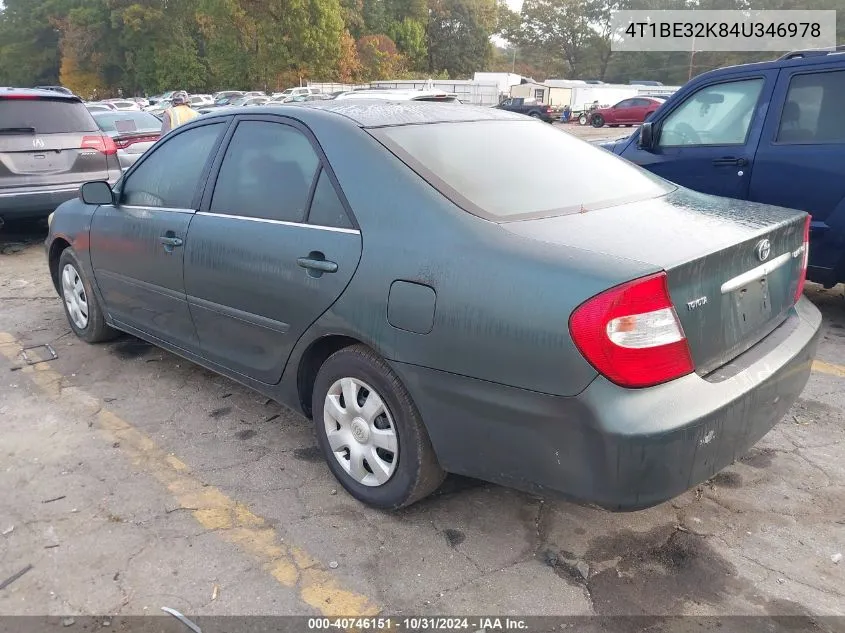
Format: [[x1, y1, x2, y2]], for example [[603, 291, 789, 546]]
[[374, 120, 673, 221], [93, 111, 162, 133], [0, 98, 98, 134]]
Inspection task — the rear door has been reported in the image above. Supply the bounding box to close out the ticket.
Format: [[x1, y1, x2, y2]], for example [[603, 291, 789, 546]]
[[184, 116, 362, 384], [0, 95, 110, 191], [749, 64, 845, 282], [621, 72, 778, 199]]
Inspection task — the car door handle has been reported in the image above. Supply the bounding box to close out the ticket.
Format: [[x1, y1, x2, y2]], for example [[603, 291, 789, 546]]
[[712, 157, 748, 167], [159, 236, 183, 247], [297, 257, 338, 273]]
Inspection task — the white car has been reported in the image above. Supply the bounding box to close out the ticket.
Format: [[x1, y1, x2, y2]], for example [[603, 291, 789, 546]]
[[333, 89, 460, 103], [188, 94, 213, 107], [275, 87, 323, 99], [104, 99, 141, 111]]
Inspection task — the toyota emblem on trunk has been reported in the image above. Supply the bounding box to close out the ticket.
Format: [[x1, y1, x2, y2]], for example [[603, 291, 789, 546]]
[[755, 239, 771, 262]]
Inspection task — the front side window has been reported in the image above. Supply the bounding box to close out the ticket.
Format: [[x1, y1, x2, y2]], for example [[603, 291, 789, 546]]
[[374, 120, 673, 221], [777, 70, 845, 144], [121, 123, 223, 208], [211, 121, 319, 222], [658, 78, 764, 147]]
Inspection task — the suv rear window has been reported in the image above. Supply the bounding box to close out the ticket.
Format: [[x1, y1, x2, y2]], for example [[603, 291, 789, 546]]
[[374, 120, 673, 221], [0, 98, 98, 134]]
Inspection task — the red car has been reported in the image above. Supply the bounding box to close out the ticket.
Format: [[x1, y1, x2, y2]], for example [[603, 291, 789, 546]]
[[590, 96, 665, 128]]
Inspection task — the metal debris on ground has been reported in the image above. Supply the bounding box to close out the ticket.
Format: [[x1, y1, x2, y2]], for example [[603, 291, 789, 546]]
[[62, 618, 75, 627], [42, 495, 66, 504], [832, 553, 842, 564], [161, 608, 202, 633], [44, 544, 60, 549], [329, 561, 339, 569], [212, 584, 219, 601], [1, 526, 13, 536], [0, 564, 33, 590], [20, 343, 58, 366], [330, 489, 337, 495]]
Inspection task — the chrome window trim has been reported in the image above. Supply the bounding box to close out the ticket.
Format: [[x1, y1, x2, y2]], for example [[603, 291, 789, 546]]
[[196, 211, 360, 234]]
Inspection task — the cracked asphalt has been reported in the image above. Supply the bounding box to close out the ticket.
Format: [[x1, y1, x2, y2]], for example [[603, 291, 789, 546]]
[[1, 205, 844, 618]]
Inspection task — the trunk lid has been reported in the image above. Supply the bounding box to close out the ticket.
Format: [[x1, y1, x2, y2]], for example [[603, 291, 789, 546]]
[[0, 96, 110, 189], [500, 188, 808, 376]]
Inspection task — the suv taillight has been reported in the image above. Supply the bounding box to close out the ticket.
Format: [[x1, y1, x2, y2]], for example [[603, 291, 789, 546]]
[[569, 272, 694, 388], [794, 214, 811, 302], [81, 134, 117, 156]]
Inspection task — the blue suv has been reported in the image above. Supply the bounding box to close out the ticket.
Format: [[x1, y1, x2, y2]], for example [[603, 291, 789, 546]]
[[600, 47, 845, 288]]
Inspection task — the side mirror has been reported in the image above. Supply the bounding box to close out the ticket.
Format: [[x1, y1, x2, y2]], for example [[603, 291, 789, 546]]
[[80, 181, 114, 206], [638, 121, 655, 150]]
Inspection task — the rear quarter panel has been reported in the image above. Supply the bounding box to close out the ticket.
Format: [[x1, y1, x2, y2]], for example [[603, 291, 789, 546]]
[[285, 114, 661, 398]]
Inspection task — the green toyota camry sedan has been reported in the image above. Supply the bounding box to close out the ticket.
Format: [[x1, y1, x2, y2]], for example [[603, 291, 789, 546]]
[[45, 101, 821, 510]]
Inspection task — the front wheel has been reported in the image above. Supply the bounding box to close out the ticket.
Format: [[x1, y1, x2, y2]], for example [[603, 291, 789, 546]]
[[578, 114, 588, 126], [591, 114, 605, 128], [313, 345, 446, 509], [58, 248, 117, 344]]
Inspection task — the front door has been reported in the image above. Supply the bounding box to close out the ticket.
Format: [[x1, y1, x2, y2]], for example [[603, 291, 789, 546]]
[[183, 117, 362, 384], [89, 120, 227, 349], [622, 73, 776, 199]]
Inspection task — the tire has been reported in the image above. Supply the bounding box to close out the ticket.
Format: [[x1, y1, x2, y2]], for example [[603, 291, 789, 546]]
[[578, 114, 588, 126], [592, 114, 605, 128], [58, 248, 117, 344], [312, 344, 446, 509], [529, 112, 541, 119]]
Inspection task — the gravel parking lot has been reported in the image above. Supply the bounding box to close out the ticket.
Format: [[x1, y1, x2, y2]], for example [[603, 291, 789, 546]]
[[1, 175, 844, 620]]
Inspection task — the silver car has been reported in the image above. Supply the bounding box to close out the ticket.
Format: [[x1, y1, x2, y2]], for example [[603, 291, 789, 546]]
[[91, 110, 161, 170]]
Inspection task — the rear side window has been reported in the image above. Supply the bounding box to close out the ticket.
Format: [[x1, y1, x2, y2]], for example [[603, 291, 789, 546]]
[[777, 70, 845, 144], [308, 169, 353, 229], [121, 123, 223, 209], [374, 120, 673, 221], [211, 121, 319, 222], [0, 98, 98, 133]]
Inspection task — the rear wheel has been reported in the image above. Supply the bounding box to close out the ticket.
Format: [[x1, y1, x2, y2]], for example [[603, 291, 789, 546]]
[[578, 114, 588, 125], [592, 114, 605, 128], [529, 112, 541, 119], [58, 248, 116, 343], [312, 345, 445, 509]]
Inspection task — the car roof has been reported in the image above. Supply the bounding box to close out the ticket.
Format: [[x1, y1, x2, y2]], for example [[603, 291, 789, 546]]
[[0, 87, 81, 101], [694, 48, 845, 81], [203, 100, 528, 128]]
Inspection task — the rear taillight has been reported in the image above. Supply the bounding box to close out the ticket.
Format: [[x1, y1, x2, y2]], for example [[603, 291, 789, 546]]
[[569, 272, 694, 388], [81, 134, 117, 156], [1, 95, 38, 100], [794, 214, 811, 302], [114, 134, 159, 149]]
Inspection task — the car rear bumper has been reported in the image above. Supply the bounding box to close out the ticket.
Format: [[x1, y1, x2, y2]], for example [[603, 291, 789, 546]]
[[0, 185, 82, 220], [392, 296, 821, 510]]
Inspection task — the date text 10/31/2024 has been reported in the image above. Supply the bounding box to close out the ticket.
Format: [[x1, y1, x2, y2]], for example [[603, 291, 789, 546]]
[[307, 618, 529, 631]]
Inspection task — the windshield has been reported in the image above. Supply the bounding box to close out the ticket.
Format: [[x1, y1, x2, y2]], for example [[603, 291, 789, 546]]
[[374, 120, 673, 221], [93, 111, 161, 133], [0, 98, 98, 133]]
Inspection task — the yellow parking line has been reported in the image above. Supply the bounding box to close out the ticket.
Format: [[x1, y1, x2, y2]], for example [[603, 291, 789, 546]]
[[812, 360, 845, 378], [0, 332, 378, 617]]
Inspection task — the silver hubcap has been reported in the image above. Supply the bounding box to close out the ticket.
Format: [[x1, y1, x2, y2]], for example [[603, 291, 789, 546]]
[[323, 377, 399, 487], [61, 264, 89, 330]]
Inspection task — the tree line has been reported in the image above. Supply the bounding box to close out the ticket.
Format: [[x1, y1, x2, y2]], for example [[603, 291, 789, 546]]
[[0, 0, 843, 98]]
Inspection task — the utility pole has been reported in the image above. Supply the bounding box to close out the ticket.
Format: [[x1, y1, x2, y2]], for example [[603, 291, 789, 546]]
[[688, 36, 696, 80], [511, 48, 516, 74]]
